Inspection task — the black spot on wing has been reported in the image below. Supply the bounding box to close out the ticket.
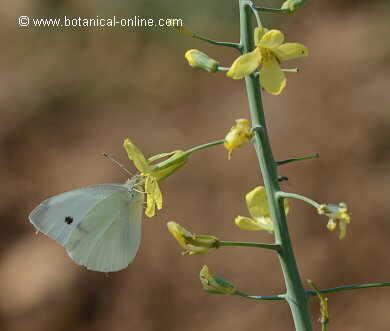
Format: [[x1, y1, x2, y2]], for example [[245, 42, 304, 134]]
[[65, 216, 74, 224]]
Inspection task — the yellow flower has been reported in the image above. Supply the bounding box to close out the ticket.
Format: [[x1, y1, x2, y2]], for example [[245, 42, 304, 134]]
[[227, 27, 308, 95], [317, 202, 350, 239], [167, 222, 219, 255], [185, 49, 219, 73], [199, 265, 237, 295], [224, 119, 251, 159], [235, 186, 289, 233], [123, 138, 187, 218]]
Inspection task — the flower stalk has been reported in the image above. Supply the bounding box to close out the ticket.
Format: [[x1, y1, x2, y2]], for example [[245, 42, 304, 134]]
[[176, 26, 242, 51], [183, 139, 225, 156], [219, 240, 281, 252], [276, 153, 319, 166], [235, 292, 285, 301], [277, 191, 321, 209], [239, 1, 312, 329], [307, 282, 390, 296]]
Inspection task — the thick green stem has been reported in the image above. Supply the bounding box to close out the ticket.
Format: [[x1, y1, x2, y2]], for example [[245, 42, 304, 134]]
[[239, 1, 312, 330]]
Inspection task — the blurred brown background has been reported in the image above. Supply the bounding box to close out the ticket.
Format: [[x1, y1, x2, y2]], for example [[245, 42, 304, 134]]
[[1, 0, 390, 330]]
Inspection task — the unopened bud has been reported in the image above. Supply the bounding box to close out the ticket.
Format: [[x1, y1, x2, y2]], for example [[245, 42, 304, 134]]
[[185, 49, 219, 73], [199, 265, 237, 295], [167, 222, 219, 255], [151, 151, 188, 181]]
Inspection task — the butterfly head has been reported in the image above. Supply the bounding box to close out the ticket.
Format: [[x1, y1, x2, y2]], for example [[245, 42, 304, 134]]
[[125, 174, 144, 191]]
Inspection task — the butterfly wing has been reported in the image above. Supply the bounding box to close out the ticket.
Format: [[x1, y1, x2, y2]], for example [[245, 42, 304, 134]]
[[65, 187, 143, 272], [29, 184, 144, 272], [29, 184, 126, 245]]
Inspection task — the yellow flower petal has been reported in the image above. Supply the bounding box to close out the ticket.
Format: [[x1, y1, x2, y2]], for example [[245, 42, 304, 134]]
[[123, 138, 151, 173], [167, 221, 192, 249], [154, 180, 163, 210], [145, 176, 156, 217], [235, 216, 273, 232], [239, 186, 289, 233], [326, 219, 337, 231], [246, 186, 289, 217], [338, 221, 348, 239], [227, 48, 262, 80], [145, 195, 155, 218], [246, 186, 270, 220], [259, 30, 285, 50], [260, 56, 286, 95], [144, 175, 162, 217], [274, 43, 309, 61], [254, 26, 269, 45]]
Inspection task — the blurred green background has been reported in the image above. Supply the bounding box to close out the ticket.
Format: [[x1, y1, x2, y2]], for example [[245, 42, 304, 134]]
[[1, 0, 390, 330]]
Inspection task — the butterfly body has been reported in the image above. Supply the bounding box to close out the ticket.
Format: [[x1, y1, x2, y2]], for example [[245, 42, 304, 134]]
[[29, 178, 144, 272]]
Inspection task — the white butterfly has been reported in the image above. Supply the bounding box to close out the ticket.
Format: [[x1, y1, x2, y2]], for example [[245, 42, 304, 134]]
[[28, 176, 144, 272]]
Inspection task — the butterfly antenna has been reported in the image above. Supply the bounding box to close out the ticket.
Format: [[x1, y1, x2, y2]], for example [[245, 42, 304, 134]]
[[102, 153, 134, 177]]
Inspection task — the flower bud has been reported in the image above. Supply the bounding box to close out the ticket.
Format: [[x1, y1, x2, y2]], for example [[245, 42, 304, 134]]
[[167, 222, 219, 255], [185, 49, 219, 73], [281, 0, 300, 12], [199, 265, 237, 295]]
